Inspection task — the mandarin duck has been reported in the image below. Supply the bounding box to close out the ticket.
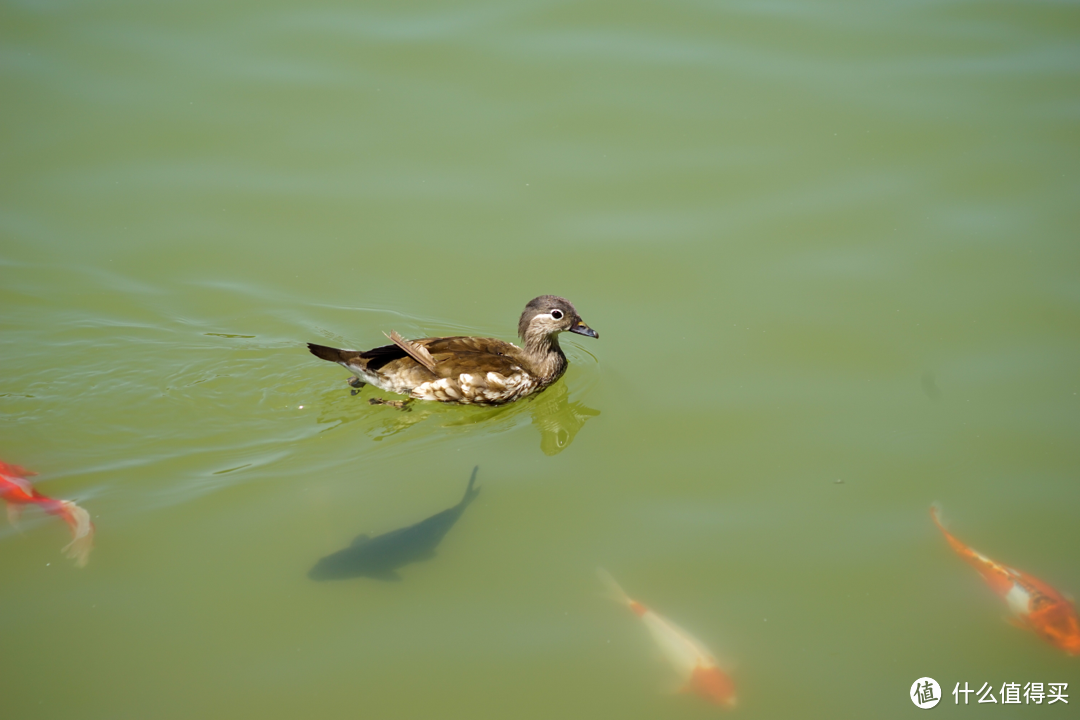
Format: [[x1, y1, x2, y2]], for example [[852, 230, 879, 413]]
[[308, 295, 597, 408]]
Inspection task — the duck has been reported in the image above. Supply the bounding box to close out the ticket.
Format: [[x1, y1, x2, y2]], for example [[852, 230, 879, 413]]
[[307, 295, 598, 408]]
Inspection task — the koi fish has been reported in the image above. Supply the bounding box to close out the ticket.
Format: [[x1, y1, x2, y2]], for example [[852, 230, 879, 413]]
[[0, 460, 95, 567], [599, 568, 737, 708], [930, 504, 1080, 655]]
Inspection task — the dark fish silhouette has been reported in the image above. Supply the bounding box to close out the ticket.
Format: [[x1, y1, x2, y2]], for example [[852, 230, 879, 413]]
[[308, 467, 480, 582]]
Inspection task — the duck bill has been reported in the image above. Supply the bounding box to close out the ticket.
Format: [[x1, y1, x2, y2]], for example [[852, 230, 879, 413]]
[[569, 322, 599, 339]]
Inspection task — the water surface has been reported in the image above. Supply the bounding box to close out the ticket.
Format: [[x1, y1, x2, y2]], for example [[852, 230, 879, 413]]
[[2, 1, 1079, 718]]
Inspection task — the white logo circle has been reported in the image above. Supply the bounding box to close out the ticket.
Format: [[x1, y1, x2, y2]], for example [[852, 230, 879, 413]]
[[910, 677, 941, 709]]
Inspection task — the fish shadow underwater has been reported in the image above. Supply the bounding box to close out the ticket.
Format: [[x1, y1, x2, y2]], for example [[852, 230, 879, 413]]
[[308, 467, 480, 582]]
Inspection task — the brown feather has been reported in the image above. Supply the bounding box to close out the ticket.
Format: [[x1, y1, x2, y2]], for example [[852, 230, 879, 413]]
[[308, 343, 356, 364], [412, 337, 530, 377], [385, 331, 438, 373]]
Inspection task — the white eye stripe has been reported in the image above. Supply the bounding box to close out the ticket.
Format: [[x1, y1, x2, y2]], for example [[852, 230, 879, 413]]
[[551, 309, 564, 320]]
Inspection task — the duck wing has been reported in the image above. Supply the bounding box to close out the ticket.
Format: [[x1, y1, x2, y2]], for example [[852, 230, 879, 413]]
[[344, 335, 528, 380], [385, 331, 438, 373], [416, 336, 531, 379]]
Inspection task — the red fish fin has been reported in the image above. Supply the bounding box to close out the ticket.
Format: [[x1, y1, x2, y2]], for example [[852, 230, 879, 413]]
[[58, 500, 95, 567], [0, 461, 37, 478], [6, 502, 24, 526], [1004, 615, 1029, 630], [6, 474, 36, 497]]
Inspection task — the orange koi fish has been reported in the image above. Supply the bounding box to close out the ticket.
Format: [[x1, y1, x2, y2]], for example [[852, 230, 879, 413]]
[[930, 504, 1080, 655], [1, 460, 94, 567], [599, 569, 737, 708]]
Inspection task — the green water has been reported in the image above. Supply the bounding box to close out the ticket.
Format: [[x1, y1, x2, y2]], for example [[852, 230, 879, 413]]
[[2, 1, 1078, 717]]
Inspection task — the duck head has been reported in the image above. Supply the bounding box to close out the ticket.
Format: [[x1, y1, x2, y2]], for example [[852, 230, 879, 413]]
[[518, 296, 599, 344]]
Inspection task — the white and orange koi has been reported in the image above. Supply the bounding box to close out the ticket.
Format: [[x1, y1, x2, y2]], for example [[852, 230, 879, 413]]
[[1, 460, 94, 567], [930, 504, 1080, 655], [599, 569, 737, 708]]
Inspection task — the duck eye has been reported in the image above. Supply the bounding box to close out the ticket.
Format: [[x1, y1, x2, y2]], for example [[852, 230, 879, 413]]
[[551, 309, 564, 320]]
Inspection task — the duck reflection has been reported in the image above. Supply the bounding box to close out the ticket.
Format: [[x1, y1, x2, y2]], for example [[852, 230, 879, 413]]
[[308, 467, 480, 582], [526, 380, 600, 456], [314, 378, 599, 455]]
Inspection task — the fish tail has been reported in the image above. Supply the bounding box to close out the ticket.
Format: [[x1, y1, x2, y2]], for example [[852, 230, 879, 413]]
[[929, 501, 947, 531], [930, 502, 972, 551], [597, 567, 629, 601], [464, 466, 480, 499], [930, 503, 1018, 597], [930, 502, 968, 553], [929, 502, 972, 556], [597, 567, 644, 615], [57, 500, 95, 568]]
